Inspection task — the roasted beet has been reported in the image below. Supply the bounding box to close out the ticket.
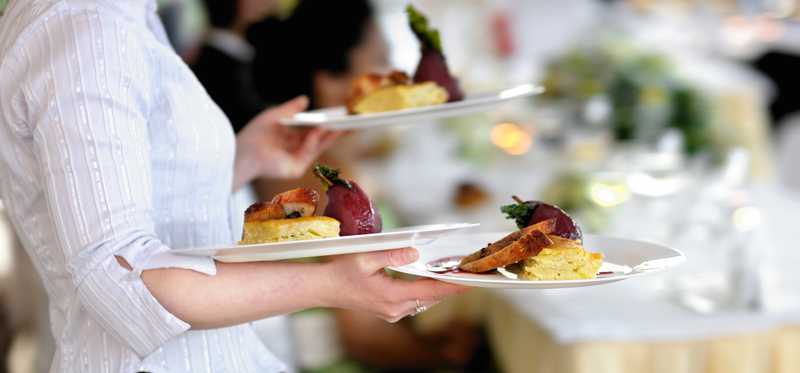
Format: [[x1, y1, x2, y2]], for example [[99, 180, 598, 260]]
[[500, 197, 582, 241], [314, 165, 382, 236], [407, 5, 464, 102], [414, 50, 464, 102]]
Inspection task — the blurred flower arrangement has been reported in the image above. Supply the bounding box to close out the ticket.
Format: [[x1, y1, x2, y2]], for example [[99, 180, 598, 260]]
[[541, 41, 712, 156]]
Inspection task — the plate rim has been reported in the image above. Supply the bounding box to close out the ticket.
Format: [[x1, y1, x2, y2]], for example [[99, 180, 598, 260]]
[[280, 83, 544, 127], [170, 222, 480, 256]]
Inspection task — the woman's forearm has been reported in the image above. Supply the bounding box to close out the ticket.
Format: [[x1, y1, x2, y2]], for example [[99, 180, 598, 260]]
[[121, 247, 466, 331], [140, 261, 333, 329]]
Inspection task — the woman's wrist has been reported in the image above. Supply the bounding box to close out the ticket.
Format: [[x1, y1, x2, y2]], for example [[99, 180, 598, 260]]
[[311, 260, 344, 309]]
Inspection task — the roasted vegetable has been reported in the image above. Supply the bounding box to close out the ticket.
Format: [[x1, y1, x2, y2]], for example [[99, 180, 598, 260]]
[[501, 196, 582, 241], [406, 4, 464, 102], [314, 164, 382, 236]]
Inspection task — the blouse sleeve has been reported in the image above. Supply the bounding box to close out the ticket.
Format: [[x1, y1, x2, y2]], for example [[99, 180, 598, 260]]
[[15, 8, 216, 357]]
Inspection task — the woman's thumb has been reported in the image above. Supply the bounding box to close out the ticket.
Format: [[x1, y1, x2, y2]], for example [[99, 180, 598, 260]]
[[358, 247, 419, 272]]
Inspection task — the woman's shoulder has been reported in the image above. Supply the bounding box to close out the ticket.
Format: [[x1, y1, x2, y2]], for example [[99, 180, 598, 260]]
[[0, 0, 150, 57], [0, 0, 155, 90], [0, 0, 157, 134]]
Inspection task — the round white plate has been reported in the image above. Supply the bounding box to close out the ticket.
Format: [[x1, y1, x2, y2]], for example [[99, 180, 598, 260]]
[[388, 233, 684, 289], [171, 223, 479, 262], [280, 83, 543, 130]]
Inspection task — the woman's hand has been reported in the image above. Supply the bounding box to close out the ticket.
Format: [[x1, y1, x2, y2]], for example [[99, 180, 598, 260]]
[[233, 96, 342, 191], [319, 248, 469, 322]]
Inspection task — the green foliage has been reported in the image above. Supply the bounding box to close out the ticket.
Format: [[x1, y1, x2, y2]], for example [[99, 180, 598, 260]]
[[668, 86, 710, 155], [541, 43, 712, 155]]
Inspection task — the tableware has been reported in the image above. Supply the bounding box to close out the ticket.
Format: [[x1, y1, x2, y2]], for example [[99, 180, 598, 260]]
[[280, 84, 543, 130], [389, 233, 684, 289], [171, 223, 479, 262]]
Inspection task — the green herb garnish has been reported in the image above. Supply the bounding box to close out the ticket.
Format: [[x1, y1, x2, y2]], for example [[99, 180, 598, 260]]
[[500, 196, 535, 229], [406, 4, 443, 53], [313, 164, 352, 190]]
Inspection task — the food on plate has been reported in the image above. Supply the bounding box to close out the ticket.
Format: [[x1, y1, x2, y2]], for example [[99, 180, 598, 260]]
[[459, 225, 554, 274], [240, 188, 340, 244], [407, 4, 464, 102], [500, 196, 582, 241], [314, 164, 382, 236], [458, 219, 557, 269], [268, 188, 320, 218], [343, 5, 463, 115], [346, 70, 448, 115], [459, 196, 602, 280], [453, 182, 489, 209], [514, 235, 603, 281]]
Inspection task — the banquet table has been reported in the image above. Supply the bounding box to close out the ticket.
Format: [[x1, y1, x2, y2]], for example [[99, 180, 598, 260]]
[[414, 289, 800, 373]]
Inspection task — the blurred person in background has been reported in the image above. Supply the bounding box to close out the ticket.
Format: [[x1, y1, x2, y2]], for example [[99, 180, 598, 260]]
[[249, 0, 390, 109], [192, 0, 277, 132], [246, 0, 391, 193], [249, 1, 486, 371]]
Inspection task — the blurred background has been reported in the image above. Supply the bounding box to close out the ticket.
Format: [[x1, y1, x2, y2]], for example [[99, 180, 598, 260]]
[[3, 0, 800, 372]]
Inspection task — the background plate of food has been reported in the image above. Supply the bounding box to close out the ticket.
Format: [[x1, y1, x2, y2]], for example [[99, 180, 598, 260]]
[[280, 83, 543, 130], [281, 5, 542, 130], [387, 233, 684, 289]]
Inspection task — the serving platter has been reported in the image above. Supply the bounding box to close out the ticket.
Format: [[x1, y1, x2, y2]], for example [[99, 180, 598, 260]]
[[388, 232, 684, 289], [171, 223, 479, 262], [280, 83, 543, 130]]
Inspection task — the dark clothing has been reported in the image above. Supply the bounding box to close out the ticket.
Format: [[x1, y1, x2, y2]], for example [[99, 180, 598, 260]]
[[191, 44, 265, 133], [752, 51, 800, 130]]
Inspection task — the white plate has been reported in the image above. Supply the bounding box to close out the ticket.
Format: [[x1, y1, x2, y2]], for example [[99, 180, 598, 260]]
[[280, 83, 543, 130], [171, 223, 479, 262], [388, 233, 684, 289]]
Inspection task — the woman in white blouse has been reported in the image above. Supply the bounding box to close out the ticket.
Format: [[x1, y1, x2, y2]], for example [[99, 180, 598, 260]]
[[0, 1, 465, 372]]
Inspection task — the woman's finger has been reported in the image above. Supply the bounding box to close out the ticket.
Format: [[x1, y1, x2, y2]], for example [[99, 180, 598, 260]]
[[384, 299, 441, 323], [352, 247, 419, 273], [256, 95, 309, 125]]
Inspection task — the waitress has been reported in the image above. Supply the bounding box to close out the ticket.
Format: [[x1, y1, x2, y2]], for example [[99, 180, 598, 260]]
[[0, 1, 465, 372]]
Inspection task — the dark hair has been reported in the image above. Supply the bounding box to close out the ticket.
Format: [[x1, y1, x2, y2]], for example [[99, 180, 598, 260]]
[[203, 0, 237, 28], [248, 0, 375, 108]]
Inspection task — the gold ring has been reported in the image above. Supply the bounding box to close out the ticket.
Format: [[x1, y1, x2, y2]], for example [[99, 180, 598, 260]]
[[413, 299, 427, 315]]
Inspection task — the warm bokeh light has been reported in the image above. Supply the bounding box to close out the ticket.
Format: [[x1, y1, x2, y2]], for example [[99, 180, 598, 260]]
[[491, 122, 532, 155]]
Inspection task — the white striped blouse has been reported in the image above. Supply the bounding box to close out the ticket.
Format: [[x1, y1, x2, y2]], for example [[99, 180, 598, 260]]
[[0, 0, 285, 372]]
